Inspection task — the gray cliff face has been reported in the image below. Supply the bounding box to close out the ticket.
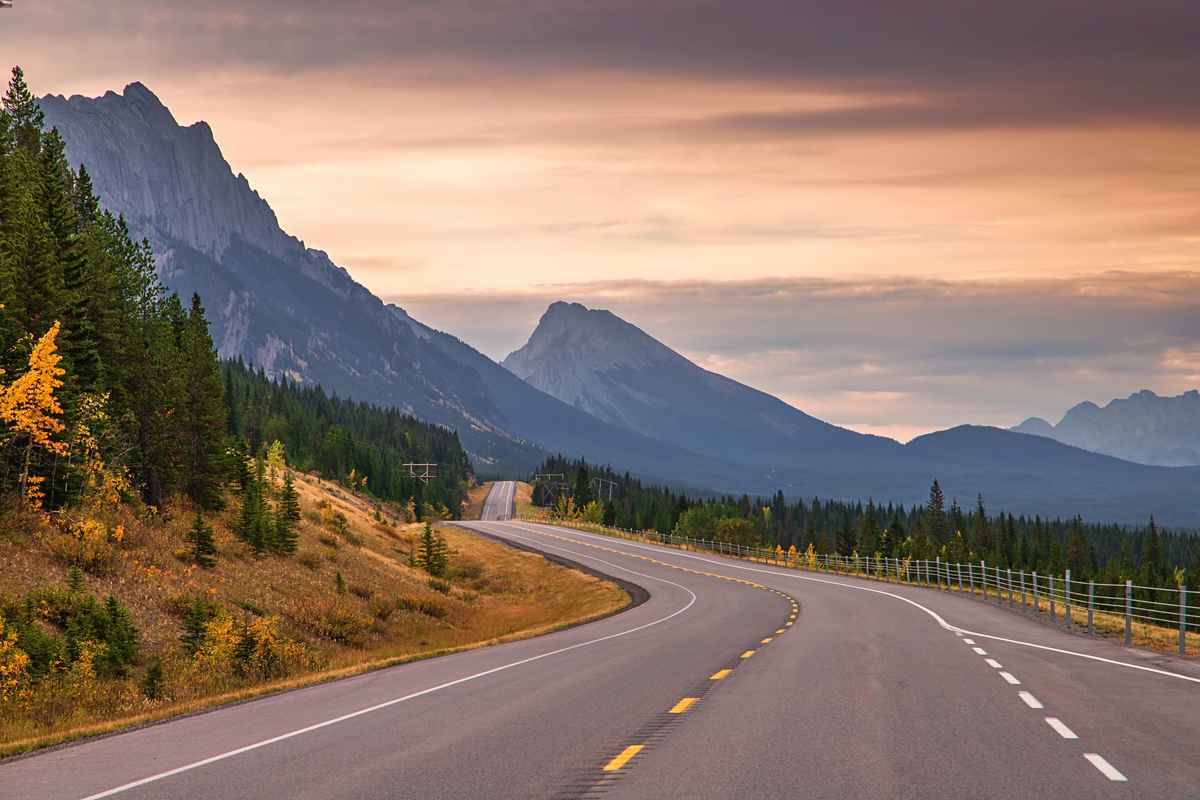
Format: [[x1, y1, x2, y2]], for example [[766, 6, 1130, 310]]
[[1010, 390, 1200, 466]]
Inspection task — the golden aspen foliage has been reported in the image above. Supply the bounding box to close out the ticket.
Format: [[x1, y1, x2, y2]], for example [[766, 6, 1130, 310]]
[[0, 613, 32, 705], [0, 321, 68, 508]]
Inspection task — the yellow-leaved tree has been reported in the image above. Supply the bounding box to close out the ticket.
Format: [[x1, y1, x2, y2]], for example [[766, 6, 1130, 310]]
[[0, 321, 68, 508]]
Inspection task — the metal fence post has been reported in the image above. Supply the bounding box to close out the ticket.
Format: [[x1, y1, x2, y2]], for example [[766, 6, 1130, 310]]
[[996, 566, 1002, 604], [1033, 572, 1039, 615], [1007, 568, 1013, 605], [957, 562, 963, 592], [1064, 570, 1071, 628], [1020, 570, 1026, 609], [1088, 580, 1094, 635], [968, 562, 975, 595], [981, 561, 987, 600], [936, 557, 941, 589], [1180, 585, 1187, 657], [1124, 580, 1133, 647], [1049, 574, 1057, 620]]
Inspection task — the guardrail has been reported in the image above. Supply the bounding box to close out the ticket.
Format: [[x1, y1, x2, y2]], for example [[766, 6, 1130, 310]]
[[518, 513, 1198, 658]]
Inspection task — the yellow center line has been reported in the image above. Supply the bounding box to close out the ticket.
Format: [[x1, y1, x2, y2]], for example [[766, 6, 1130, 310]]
[[710, 669, 732, 680], [741, 649, 756, 659], [775, 629, 786, 634], [669, 697, 699, 714], [604, 744, 644, 772], [761, 637, 773, 644]]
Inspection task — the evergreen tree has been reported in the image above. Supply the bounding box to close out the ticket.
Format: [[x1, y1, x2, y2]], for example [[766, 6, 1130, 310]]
[[185, 511, 217, 568], [926, 479, 948, 542], [179, 293, 228, 509], [273, 471, 301, 555], [2, 66, 44, 151]]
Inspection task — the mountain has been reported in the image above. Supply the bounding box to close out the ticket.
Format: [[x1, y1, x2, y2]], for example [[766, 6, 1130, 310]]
[[505, 302, 1200, 526], [37, 84, 753, 485], [503, 301, 902, 469], [1009, 390, 1200, 466]]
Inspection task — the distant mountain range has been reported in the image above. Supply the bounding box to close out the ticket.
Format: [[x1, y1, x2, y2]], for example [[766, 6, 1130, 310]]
[[503, 302, 1200, 525], [1012, 390, 1200, 466], [38, 84, 738, 482], [39, 83, 1200, 525]]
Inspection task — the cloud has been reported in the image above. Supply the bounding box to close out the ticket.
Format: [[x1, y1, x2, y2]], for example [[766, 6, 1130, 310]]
[[389, 271, 1200, 439]]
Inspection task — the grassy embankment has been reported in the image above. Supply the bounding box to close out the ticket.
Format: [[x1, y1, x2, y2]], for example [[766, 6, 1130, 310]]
[[0, 474, 627, 756]]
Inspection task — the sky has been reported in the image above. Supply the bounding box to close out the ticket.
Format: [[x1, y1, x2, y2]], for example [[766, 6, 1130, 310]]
[[4, 1, 1200, 441]]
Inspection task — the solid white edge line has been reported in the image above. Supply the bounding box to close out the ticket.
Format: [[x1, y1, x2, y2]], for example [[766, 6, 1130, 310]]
[[78, 527, 698, 800], [999, 671, 1021, 685], [1045, 717, 1078, 739], [515, 522, 1200, 686], [1084, 753, 1127, 781]]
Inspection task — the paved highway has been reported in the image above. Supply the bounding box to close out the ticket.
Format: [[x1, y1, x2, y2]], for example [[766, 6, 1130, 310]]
[[3, 480, 1199, 798]]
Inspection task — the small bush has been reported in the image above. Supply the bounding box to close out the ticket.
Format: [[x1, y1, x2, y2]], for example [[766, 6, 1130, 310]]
[[318, 607, 371, 645], [349, 585, 373, 601], [396, 595, 448, 619], [451, 558, 484, 581], [317, 533, 339, 549], [427, 578, 451, 595], [297, 551, 321, 570], [369, 598, 394, 622]]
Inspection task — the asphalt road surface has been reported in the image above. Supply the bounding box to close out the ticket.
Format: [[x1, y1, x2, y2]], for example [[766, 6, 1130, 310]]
[[480, 478, 515, 521], [4, 480, 1199, 799]]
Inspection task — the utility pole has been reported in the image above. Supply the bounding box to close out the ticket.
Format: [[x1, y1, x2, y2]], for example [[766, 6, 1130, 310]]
[[403, 463, 439, 483], [533, 473, 567, 507], [591, 477, 617, 503]]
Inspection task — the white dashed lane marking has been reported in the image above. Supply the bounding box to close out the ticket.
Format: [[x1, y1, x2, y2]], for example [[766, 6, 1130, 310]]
[[972, 647, 988, 656], [1018, 691, 1043, 709], [999, 671, 1021, 685], [1046, 718, 1078, 739], [1085, 754, 1128, 782], [984, 658, 1003, 669]]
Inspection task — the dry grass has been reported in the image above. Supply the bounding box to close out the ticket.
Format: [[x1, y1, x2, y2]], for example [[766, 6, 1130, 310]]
[[513, 482, 535, 517], [463, 481, 493, 521], [0, 474, 628, 756]]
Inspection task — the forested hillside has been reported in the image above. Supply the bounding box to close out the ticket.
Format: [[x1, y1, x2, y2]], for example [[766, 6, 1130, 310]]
[[0, 66, 498, 751], [223, 359, 469, 516], [532, 455, 1200, 590]]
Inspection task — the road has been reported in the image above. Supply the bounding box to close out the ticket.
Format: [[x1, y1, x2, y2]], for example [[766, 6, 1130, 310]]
[[4, 480, 1199, 799], [480, 477, 515, 520]]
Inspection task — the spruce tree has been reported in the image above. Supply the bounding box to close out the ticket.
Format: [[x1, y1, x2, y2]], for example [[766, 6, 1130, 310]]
[[186, 511, 218, 568], [2, 66, 44, 152], [180, 293, 228, 509], [273, 472, 301, 555], [926, 479, 948, 542]]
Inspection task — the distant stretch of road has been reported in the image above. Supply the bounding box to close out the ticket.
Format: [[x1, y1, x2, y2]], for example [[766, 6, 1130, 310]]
[[4, 480, 1199, 799], [480, 477, 515, 521]]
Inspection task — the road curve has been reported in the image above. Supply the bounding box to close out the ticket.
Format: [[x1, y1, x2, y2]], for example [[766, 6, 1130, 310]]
[[3, 481, 1198, 799]]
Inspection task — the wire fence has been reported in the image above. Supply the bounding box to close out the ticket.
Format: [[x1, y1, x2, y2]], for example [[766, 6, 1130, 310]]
[[519, 514, 1199, 657]]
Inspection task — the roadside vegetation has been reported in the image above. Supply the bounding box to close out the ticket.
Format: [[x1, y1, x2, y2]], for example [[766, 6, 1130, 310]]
[[0, 66, 626, 756]]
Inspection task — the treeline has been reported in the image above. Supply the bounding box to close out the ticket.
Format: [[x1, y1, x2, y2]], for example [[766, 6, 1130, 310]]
[[0, 63, 470, 526], [223, 359, 470, 517], [532, 455, 1200, 589], [0, 65, 228, 512]]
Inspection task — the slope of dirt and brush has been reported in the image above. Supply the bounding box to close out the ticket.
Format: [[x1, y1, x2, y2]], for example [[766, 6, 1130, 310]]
[[0, 472, 628, 756]]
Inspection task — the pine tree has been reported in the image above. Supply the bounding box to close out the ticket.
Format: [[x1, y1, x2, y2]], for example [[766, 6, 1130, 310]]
[[926, 479, 948, 542], [180, 597, 217, 655], [236, 455, 270, 555], [335, 571, 346, 594], [179, 293, 228, 509], [185, 511, 217, 568], [141, 657, 164, 700], [2, 66, 44, 152], [273, 471, 300, 555], [416, 521, 448, 577]]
